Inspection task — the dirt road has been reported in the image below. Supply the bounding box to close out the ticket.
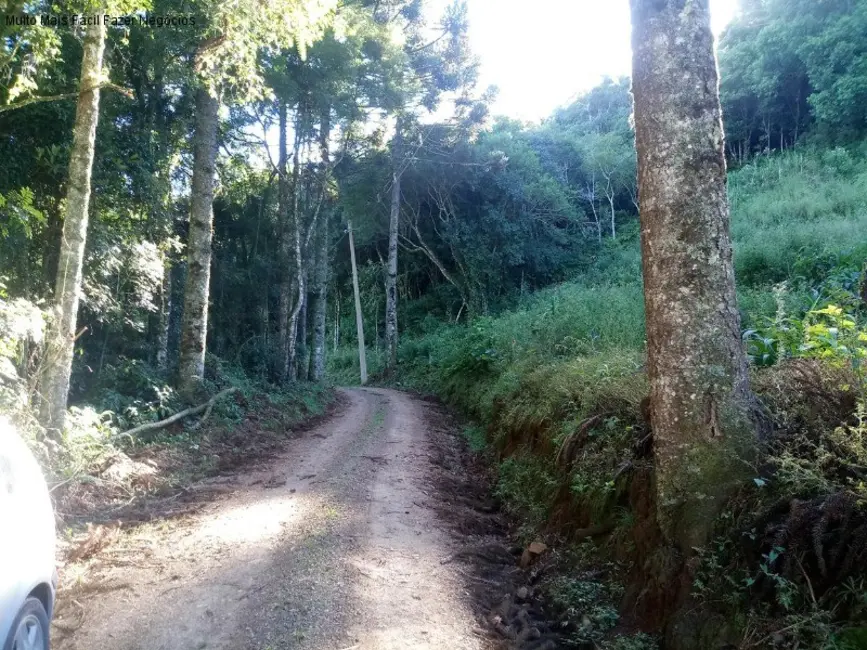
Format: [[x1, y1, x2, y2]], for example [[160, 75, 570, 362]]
[[53, 388, 496, 650]]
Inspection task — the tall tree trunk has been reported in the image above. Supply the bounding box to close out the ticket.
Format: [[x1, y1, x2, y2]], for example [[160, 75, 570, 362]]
[[277, 101, 293, 382], [42, 208, 62, 293], [286, 126, 305, 381], [38, 18, 106, 435], [309, 208, 329, 381], [333, 296, 339, 352], [156, 259, 171, 371], [309, 111, 331, 382], [384, 118, 403, 373], [296, 288, 308, 380], [177, 86, 220, 397], [348, 221, 367, 385], [166, 243, 185, 371], [150, 76, 174, 372], [586, 176, 602, 244], [630, 0, 756, 553]]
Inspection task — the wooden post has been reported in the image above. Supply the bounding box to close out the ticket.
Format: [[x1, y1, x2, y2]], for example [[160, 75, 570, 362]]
[[347, 221, 367, 385]]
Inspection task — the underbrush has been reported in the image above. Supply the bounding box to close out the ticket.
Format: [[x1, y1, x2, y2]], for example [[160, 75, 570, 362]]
[[326, 344, 385, 385], [62, 354, 333, 517], [729, 147, 867, 287], [0, 299, 335, 524], [679, 363, 867, 649], [54, 375, 334, 524], [384, 144, 867, 647], [396, 289, 867, 647]]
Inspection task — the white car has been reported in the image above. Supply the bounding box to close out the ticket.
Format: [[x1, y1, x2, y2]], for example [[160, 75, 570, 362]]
[[0, 419, 57, 650]]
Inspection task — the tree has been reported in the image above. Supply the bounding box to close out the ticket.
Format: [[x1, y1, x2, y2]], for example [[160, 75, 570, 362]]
[[629, 0, 757, 552], [578, 131, 636, 239], [552, 76, 633, 137], [38, 15, 106, 435], [390, 117, 581, 317], [176, 0, 336, 396], [0, 1, 61, 111], [382, 0, 478, 374], [385, 118, 402, 371], [717, 0, 867, 155], [251, 1, 404, 382], [347, 220, 367, 384], [275, 99, 294, 382], [176, 84, 219, 395], [309, 109, 332, 381], [799, 0, 867, 141]]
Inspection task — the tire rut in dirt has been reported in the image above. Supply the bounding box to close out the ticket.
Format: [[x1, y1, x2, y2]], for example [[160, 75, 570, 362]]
[[52, 390, 388, 650], [226, 391, 391, 650], [421, 401, 570, 650]]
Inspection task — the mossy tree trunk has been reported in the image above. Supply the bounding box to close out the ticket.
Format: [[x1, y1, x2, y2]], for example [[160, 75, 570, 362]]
[[309, 110, 331, 382], [38, 17, 106, 436], [296, 288, 308, 379], [309, 208, 329, 381], [348, 221, 367, 385], [277, 101, 293, 383], [385, 117, 403, 374], [177, 86, 220, 397], [285, 130, 305, 381], [156, 260, 171, 371], [630, 0, 756, 553]]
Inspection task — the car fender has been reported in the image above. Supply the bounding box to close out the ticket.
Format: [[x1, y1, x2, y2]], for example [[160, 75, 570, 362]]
[[0, 419, 57, 644]]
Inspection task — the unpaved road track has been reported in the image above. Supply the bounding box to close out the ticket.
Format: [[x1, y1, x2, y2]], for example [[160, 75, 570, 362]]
[[54, 388, 492, 650]]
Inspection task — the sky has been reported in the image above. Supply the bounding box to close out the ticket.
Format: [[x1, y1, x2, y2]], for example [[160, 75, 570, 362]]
[[430, 0, 741, 122]]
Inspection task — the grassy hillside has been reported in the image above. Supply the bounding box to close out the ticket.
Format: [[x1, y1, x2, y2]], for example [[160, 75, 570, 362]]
[[396, 145, 867, 400], [330, 145, 867, 647]]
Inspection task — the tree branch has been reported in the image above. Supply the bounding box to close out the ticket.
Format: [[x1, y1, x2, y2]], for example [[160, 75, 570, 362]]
[[0, 83, 133, 114], [112, 388, 238, 440]]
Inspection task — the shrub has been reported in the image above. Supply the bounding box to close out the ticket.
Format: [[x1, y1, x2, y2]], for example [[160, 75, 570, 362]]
[[326, 345, 385, 385], [0, 289, 45, 431], [385, 144, 867, 647], [544, 576, 622, 643]]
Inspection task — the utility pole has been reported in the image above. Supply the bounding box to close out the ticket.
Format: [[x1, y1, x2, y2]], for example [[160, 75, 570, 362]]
[[347, 221, 368, 384]]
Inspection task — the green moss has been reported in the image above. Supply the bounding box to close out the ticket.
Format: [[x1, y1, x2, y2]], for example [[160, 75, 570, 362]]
[[495, 454, 560, 533]]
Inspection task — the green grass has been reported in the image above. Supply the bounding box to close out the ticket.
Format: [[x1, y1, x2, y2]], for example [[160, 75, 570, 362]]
[[325, 345, 385, 385], [730, 147, 867, 287], [462, 425, 487, 452], [328, 143, 867, 536], [324, 143, 867, 647]]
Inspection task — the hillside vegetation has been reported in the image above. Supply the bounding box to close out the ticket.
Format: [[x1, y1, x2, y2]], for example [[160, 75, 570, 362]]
[[327, 142, 867, 648], [386, 150, 867, 649]]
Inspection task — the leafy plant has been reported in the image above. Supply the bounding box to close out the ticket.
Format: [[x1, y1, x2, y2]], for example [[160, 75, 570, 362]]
[[799, 305, 867, 370], [599, 633, 659, 650], [545, 576, 622, 643]]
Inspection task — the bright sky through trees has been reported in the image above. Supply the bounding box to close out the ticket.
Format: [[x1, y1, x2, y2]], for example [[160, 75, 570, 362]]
[[430, 0, 740, 121]]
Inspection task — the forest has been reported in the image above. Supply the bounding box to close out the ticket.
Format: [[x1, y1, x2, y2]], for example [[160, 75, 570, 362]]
[[2, 0, 867, 647]]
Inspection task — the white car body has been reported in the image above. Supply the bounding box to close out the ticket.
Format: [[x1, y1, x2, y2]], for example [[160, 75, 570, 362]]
[[0, 418, 57, 647]]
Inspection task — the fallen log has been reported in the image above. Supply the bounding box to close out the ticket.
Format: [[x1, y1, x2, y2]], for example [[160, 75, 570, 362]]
[[113, 387, 238, 440]]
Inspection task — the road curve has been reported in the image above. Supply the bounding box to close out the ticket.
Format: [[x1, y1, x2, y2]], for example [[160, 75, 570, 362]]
[[54, 388, 490, 650]]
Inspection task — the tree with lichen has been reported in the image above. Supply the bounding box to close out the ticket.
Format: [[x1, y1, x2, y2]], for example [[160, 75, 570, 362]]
[[629, 0, 757, 555], [176, 0, 336, 397], [37, 8, 108, 436]]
